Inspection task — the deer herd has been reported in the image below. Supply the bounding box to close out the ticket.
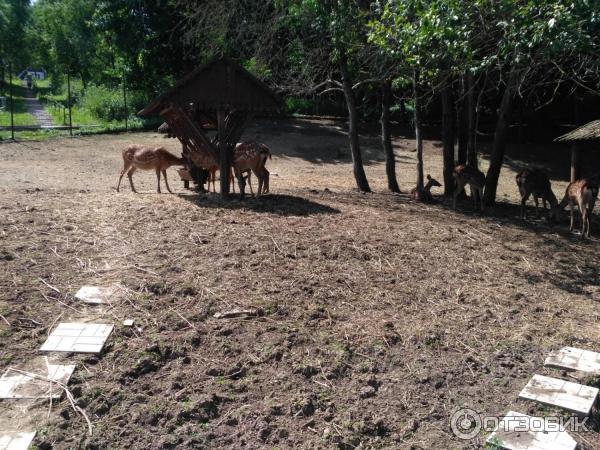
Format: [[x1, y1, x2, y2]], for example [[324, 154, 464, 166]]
[[116, 142, 598, 239], [116, 141, 271, 199]]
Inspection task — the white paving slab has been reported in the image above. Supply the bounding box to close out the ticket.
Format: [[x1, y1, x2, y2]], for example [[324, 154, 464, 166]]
[[0, 363, 75, 399], [74, 286, 115, 304], [486, 411, 576, 450], [519, 374, 598, 415], [545, 347, 600, 375], [0, 431, 36, 450], [40, 322, 114, 353]]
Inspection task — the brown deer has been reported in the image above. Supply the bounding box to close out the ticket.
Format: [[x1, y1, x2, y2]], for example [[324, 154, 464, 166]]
[[515, 169, 559, 220], [117, 145, 184, 194], [187, 142, 271, 198], [558, 178, 598, 238], [206, 167, 255, 196], [410, 175, 441, 202], [453, 164, 486, 211]]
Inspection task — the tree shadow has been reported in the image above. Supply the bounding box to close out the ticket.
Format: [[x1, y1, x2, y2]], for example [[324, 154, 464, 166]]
[[241, 117, 410, 166], [434, 194, 600, 296], [177, 192, 341, 217]]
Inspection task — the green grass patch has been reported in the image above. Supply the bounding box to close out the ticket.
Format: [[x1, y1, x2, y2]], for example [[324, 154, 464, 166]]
[[0, 78, 37, 127]]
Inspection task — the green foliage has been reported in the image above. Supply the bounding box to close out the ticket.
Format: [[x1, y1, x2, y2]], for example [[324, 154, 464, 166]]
[[80, 85, 126, 121], [243, 57, 272, 80], [285, 97, 313, 115]]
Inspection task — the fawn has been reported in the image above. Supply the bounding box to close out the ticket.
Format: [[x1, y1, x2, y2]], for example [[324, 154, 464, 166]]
[[117, 145, 183, 194], [410, 175, 442, 202]]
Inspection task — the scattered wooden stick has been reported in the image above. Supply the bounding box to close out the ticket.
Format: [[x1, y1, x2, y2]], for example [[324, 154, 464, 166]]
[[0, 314, 10, 326], [6, 367, 93, 436], [38, 278, 60, 293], [213, 308, 258, 319]]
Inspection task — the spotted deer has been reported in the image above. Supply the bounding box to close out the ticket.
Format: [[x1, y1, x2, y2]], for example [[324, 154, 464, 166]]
[[410, 175, 441, 202], [206, 167, 255, 196], [515, 169, 559, 220], [187, 142, 271, 198], [453, 164, 486, 212], [117, 145, 184, 194], [558, 178, 598, 238]]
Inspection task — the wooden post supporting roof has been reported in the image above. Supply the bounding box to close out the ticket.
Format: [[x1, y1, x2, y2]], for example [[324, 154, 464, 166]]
[[570, 145, 580, 183], [555, 120, 600, 183]]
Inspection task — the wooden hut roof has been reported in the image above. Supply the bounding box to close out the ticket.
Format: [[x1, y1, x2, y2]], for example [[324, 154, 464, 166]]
[[139, 56, 281, 117], [555, 120, 600, 142]]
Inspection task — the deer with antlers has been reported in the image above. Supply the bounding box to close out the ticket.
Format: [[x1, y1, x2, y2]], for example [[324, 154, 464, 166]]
[[187, 142, 271, 198], [515, 169, 559, 221], [453, 164, 486, 212], [558, 178, 598, 238], [117, 145, 184, 194], [410, 175, 442, 202]]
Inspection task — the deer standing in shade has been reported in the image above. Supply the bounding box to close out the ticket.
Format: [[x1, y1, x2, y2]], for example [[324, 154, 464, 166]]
[[558, 178, 598, 238], [515, 169, 559, 220], [453, 164, 486, 212]]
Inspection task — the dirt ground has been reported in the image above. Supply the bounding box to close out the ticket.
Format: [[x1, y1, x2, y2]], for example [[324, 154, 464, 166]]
[[1, 118, 599, 450]]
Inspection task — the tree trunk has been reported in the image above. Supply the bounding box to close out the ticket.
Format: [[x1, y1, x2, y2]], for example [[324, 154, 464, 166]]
[[457, 76, 467, 165], [339, 55, 371, 192], [413, 70, 424, 191], [483, 67, 520, 206], [381, 79, 400, 193], [441, 81, 455, 196], [466, 71, 477, 167]]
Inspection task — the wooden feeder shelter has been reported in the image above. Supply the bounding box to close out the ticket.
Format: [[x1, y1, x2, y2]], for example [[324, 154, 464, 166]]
[[555, 120, 600, 183], [138, 56, 282, 196]]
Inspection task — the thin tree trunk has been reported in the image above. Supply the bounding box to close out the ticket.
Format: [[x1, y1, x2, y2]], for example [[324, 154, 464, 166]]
[[457, 76, 467, 165], [483, 66, 520, 206], [441, 81, 455, 196], [381, 79, 400, 193], [466, 71, 477, 167], [339, 55, 371, 192], [413, 69, 424, 191]]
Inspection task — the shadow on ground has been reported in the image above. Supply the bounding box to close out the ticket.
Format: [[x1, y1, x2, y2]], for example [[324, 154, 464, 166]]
[[178, 192, 341, 217]]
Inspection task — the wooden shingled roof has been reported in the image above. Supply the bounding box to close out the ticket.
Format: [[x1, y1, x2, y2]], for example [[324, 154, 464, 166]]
[[555, 120, 600, 142], [138, 56, 281, 117]]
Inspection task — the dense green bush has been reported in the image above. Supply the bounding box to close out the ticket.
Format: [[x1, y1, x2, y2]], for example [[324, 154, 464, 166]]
[[80, 85, 126, 121], [285, 97, 314, 115], [79, 85, 151, 121]]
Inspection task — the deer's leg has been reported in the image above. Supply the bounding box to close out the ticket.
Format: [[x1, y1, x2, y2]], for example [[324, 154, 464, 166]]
[[453, 183, 464, 210], [162, 170, 173, 194], [533, 196, 540, 216], [127, 167, 137, 193], [244, 170, 254, 197], [230, 168, 236, 194], [156, 168, 162, 194], [235, 167, 246, 199], [253, 168, 266, 197], [520, 193, 530, 219], [588, 199, 596, 238], [479, 187, 485, 212], [569, 200, 575, 231], [581, 206, 587, 239], [262, 168, 270, 194], [117, 161, 133, 192]]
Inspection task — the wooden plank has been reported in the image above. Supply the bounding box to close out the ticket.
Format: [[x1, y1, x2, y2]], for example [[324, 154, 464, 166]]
[[486, 411, 576, 450], [519, 374, 598, 415]]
